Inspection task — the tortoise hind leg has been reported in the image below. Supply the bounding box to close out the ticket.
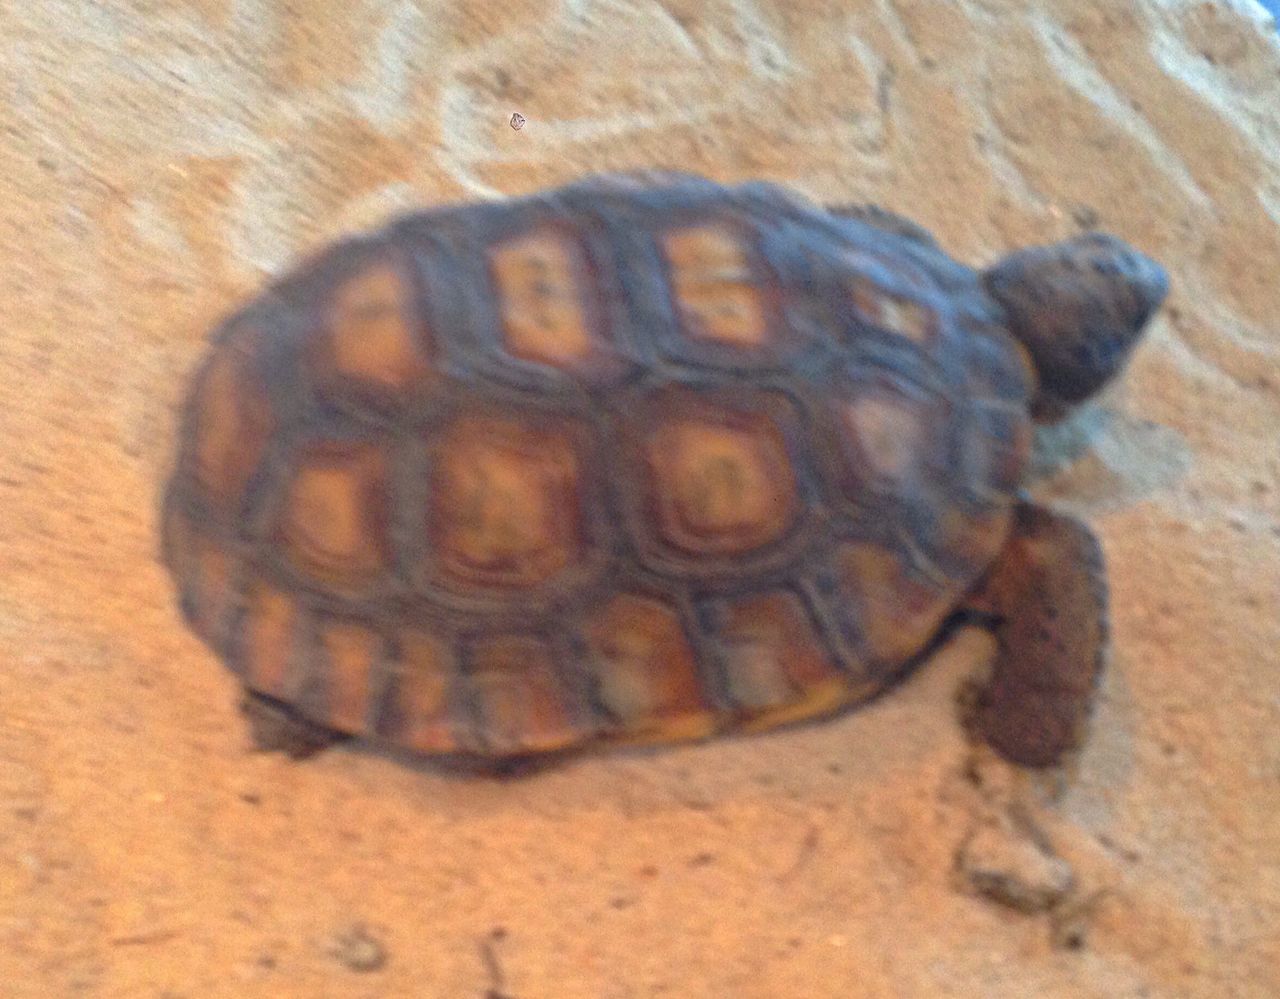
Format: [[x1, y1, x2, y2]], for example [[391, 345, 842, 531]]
[[240, 690, 347, 759], [960, 503, 1109, 767]]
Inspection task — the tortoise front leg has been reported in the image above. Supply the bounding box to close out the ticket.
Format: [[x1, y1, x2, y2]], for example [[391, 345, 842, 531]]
[[961, 503, 1109, 767]]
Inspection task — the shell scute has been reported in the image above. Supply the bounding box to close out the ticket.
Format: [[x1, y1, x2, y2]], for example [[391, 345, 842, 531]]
[[622, 385, 815, 579], [846, 269, 937, 348], [489, 226, 600, 371], [580, 593, 715, 745], [644, 394, 798, 556], [278, 441, 392, 588], [427, 411, 589, 593], [309, 253, 433, 406], [163, 503, 240, 650], [714, 588, 853, 729], [822, 373, 954, 528], [834, 541, 962, 668], [237, 579, 301, 701], [189, 323, 275, 515], [378, 627, 461, 754], [465, 633, 589, 755], [309, 616, 384, 734], [661, 222, 772, 349]]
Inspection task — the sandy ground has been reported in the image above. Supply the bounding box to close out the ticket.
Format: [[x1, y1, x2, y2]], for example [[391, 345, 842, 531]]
[[2, 1, 1279, 996]]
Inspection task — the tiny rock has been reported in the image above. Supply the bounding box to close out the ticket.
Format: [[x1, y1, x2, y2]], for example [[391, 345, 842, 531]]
[[956, 820, 1075, 913], [326, 922, 387, 973]]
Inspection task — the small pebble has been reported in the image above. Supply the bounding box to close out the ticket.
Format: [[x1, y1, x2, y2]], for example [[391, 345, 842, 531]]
[[326, 923, 387, 973], [1049, 889, 1113, 951], [956, 821, 1074, 913]]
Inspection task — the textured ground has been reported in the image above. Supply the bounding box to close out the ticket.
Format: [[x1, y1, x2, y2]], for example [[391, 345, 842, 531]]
[[2, 1, 1279, 996]]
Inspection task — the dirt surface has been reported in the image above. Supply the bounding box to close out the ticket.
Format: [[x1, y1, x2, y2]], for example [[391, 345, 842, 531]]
[[3, 1, 1279, 996]]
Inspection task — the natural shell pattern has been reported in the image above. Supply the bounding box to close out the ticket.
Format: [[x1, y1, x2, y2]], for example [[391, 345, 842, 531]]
[[162, 173, 1034, 760]]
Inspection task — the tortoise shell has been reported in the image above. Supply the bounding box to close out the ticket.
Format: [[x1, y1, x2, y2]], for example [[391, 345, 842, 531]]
[[161, 172, 1036, 762]]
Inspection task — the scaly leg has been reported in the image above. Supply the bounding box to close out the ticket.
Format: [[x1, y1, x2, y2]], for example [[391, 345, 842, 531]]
[[962, 503, 1109, 767]]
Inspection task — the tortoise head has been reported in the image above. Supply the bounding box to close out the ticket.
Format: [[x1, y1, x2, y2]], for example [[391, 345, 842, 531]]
[[982, 232, 1168, 421]]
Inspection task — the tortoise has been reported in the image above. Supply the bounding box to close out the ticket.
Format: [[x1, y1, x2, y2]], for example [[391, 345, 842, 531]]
[[160, 171, 1168, 770]]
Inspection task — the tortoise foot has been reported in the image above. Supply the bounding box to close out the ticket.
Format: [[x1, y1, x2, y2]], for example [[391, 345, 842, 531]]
[[240, 691, 345, 759], [961, 503, 1108, 768]]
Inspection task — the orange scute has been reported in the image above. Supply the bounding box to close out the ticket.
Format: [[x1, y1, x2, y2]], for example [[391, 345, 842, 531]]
[[469, 635, 582, 754], [317, 618, 381, 734], [491, 228, 595, 369], [662, 224, 769, 347], [192, 536, 235, 645], [193, 332, 273, 511], [164, 503, 238, 646], [386, 628, 459, 753], [583, 594, 712, 743], [838, 543, 955, 665], [839, 389, 926, 489], [431, 416, 583, 589], [280, 445, 388, 585], [647, 409, 797, 555], [241, 581, 299, 699], [847, 272, 934, 345], [322, 261, 430, 393], [719, 590, 855, 728], [930, 506, 1012, 580]]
